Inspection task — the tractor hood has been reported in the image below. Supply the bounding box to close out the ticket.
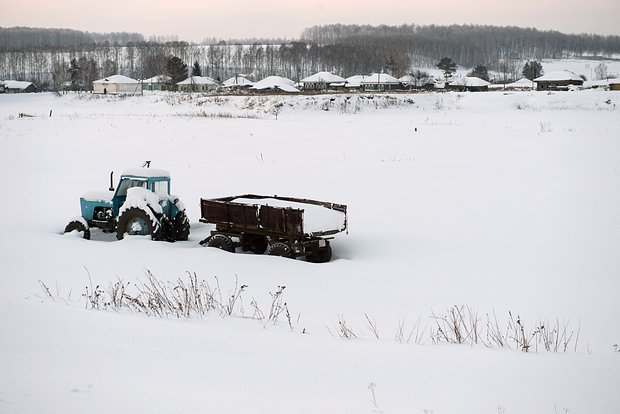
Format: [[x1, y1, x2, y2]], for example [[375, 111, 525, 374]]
[[81, 191, 114, 204]]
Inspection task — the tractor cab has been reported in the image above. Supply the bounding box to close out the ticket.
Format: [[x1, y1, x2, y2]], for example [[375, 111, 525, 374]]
[[111, 168, 171, 216]]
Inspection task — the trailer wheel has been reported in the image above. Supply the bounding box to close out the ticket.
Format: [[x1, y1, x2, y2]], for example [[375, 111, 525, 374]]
[[241, 234, 268, 254], [116, 207, 158, 240], [173, 211, 190, 241], [64, 220, 90, 240], [269, 242, 295, 259], [206, 234, 235, 252], [306, 244, 332, 263]]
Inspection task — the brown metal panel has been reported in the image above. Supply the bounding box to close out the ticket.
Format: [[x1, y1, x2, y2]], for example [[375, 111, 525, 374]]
[[201, 199, 228, 223]]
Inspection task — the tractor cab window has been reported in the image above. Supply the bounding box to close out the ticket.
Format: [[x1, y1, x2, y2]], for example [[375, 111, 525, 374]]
[[153, 180, 169, 195], [116, 179, 147, 197]]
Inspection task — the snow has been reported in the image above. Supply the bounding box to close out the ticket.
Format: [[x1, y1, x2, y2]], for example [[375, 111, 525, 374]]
[[177, 76, 218, 86], [222, 75, 254, 87], [92, 74, 138, 84], [2, 80, 35, 89], [1, 86, 619, 414], [252, 75, 299, 92], [81, 190, 113, 203], [141, 75, 171, 83], [345, 74, 367, 87], [534, 70, 583, 82], [121, 187, 164, 216], [360, 72, 401, 85], [453, 76, 491, 87], [300, 71, 347, 84], [490, 77, 535, 89], [122, 167, 170, 178]]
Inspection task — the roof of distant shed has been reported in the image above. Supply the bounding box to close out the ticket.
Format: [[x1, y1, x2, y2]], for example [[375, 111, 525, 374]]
[[451, 77, 491, 87], [93, 75, 138, 84], [300, 71, 346, 84], [252, 76, 299, 92], [2, 80, 35, 89], [141, 75, 171, 83], [360, 73, 401, 85], [345, 75, 367, 87], [177, 76, 218, 85], [222, 75, 254, 87], [534, 71, 583, 82]]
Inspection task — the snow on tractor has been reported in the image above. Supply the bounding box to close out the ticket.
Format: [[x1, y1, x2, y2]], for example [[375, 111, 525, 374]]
[[64, 163, 190, 241]]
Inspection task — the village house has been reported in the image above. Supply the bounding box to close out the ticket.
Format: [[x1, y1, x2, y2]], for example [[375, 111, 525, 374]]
[[533, 71, 584, 91], [1, 80, 37, 93], [448, 76, 491, 92], [93, 75, 139, 94], [222, 75, 254, 90], [251, 76, 299, 93], [300, 71, 347, 91], [176, 76, 219, 92], [360, 73, 401, 91], [141, 75, 171, 91]]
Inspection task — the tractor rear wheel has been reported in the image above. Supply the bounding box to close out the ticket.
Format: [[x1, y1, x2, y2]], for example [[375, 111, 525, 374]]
[[116, 207, 158, 240], [173, 211, 190, 241], [64, 220, 90, 240]]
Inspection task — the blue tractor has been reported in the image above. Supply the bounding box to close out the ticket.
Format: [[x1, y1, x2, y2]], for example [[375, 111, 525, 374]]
[[64, 164, 190, 241]]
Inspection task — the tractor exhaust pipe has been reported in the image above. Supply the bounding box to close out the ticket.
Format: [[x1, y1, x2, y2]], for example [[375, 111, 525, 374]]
[[109, 171, 115, 192]]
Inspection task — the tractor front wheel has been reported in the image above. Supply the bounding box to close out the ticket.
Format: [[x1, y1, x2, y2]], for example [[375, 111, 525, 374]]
[[64, 220, 90, 240], [116, 207, 158, 240]]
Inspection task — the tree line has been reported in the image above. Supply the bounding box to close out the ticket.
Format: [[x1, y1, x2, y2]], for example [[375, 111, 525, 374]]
[[1, 25, 618, 91]]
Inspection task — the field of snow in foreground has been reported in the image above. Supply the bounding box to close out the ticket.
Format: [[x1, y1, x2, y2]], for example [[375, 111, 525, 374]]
[[0, 90, 619, 413]]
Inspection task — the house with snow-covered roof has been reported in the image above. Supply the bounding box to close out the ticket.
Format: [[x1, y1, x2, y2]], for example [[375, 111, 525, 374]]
[[448, 76, 491, 92], [93, 75, 139, 94], [177, 76, 219, 92], [533, 71, 584, 91], [2, 80, 37, 93], [222, 75, 254, 89], [251, 76, 299, 93], [489, 77, 534, 91], [300, 72, 347, 91], [360, 73, 401, 91], [141, 75, 171, 91], [344, 75, 367, 89]]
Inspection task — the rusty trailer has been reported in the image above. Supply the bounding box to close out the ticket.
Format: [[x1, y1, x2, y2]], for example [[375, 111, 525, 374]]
[[199, 194, 347, 263]]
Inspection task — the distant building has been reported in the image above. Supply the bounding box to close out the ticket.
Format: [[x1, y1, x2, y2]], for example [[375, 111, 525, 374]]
[[300, 72, 347, 91], [2, 80, 37, 93], [141, 75, 171, 91], [609, 79, 620, 91], [176, 76, 219, 92], [533, 71, 584, 91], [448, 77, 491, 92], [222, 75, 254, 90], [490, 78, 535, 91], [251, 76, 299, 93], [93, 75, 139, 94], [360, 73, 401, 91]]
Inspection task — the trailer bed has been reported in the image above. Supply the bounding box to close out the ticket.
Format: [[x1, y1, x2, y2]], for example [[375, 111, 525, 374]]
[[199, 194, 347, 239]]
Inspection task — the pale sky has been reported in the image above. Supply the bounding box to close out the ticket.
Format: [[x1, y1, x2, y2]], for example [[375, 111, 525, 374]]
[[2, 0, 619, 42]]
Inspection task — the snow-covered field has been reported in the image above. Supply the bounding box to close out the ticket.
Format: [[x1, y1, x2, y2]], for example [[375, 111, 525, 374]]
[[1, 89, 619, 413]]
